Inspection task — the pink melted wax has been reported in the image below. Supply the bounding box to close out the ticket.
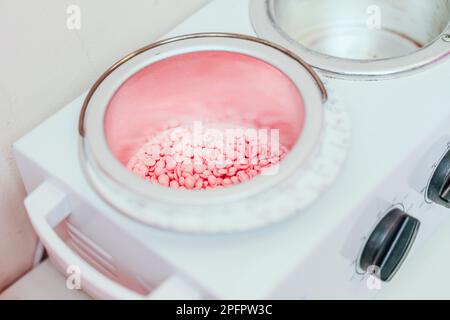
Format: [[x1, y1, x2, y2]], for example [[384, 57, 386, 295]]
[[104, 51, 305, 189]]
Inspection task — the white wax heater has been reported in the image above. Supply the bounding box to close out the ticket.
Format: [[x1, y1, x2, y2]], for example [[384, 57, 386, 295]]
[[14, 0, 450, 299]]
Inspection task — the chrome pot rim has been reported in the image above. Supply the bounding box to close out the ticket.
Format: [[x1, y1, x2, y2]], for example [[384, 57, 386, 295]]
[[79, 33, 326, 207], [250, 0, 450, 80]]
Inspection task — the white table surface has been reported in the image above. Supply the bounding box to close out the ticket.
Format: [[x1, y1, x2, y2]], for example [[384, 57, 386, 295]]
[[1, 0, 450, 300]]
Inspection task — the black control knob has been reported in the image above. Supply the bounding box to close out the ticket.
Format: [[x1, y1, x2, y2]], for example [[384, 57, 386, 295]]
[[359, 208, 420, 281], [427, 149, 450, 208]]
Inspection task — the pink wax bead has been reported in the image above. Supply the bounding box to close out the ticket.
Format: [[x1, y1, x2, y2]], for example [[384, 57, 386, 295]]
[[182, 163, 194, 175], [238, 164, 250, 170], [227, 167, 237, 176], [195, 179, 203, 189], [176, 165, 182, 178], [207, 175, 217, 187], [161, 147, 172, 156], [237, 171, 249, 182], [200, 170, 211, 179], [230, 176, 240, 184], [259, 159, 269, 166], [156, 159, 165, 168], [158, 174, 170, 186], [151, 154, 161, 161], [216, 162, 226, 169], [269, 157, 280, 164], [194, 163, 205, 174], [184, 176, 195, 189], [154, 167, 165, 177], [248, 169, 258, 177], [150, 145, 161, 156], [182, 172, 191, 178], [144, 158, 156, 167], [165, 157, 176, 170], [162, 139, 172, 148], [133, 164, 147, 177], [174, 154, 185, 163]]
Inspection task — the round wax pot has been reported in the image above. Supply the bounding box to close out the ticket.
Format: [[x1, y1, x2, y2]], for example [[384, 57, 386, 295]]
[[106, 51, 306, 173], [251, 0, 450, 79], [79, 33, 350, 233]]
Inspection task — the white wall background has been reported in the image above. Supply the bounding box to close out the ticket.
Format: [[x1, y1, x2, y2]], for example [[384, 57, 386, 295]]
[[0, 0, 208, 291]]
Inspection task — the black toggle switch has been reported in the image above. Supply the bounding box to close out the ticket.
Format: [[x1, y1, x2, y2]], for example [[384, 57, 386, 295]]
[[359, 208, 420, 281]]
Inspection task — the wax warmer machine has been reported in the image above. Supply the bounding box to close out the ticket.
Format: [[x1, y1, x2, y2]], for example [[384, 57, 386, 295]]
[[14, 0, 450, 299]]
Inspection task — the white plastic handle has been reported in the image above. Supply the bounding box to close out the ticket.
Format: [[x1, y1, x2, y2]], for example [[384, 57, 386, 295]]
[[25, 180, 203, 300]]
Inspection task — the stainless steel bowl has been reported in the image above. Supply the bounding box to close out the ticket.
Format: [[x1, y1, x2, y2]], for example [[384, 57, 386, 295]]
[[78, 33, 334, 233], [251, 0, 450, 79]]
